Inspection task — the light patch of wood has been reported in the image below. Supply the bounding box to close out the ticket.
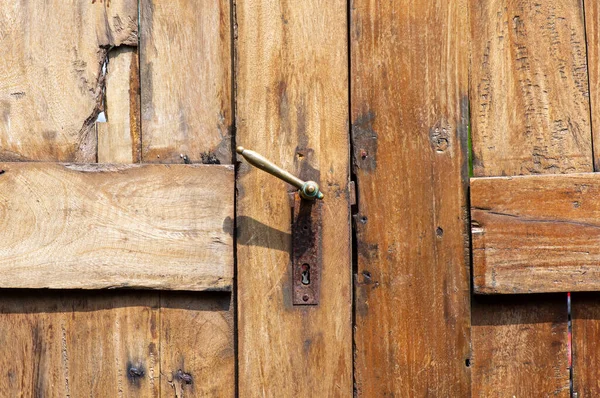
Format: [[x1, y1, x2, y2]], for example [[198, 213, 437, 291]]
[[140, 0, 232, 164], [0, 162, 233, 290], [470, 0, 592, 176], [98, 47, 141, 163], [0, 0, 138, 162], [236, 0, 352, 394], [472, 173, 600, 293]]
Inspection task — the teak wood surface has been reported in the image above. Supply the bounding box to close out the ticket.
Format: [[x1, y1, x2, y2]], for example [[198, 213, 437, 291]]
[[4, 0, 600, 395], [469, 0, 589, 395], [472, 173, 600, 294], [351, 0, 471, 396]]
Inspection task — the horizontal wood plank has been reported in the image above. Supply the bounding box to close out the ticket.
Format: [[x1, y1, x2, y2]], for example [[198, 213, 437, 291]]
[[0, 163, 233, 291], [472, 173, 600, 293]]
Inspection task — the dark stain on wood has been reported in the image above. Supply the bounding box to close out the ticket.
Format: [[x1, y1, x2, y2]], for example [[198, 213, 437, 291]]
[[351, 110, 378, 173], [200, 152, 220, 164], [126, 362, 145, 387]]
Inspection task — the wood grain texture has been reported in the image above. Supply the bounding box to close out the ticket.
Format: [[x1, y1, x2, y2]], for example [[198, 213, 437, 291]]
[[470, 0, 592, 176], [587, 0, 600, 170], [471, 174, 600, 293], [351, 0, 471, 396], [0, 162, 233, 290], [0, 0, 138, 162], [469, 0, 578, 394], [140, 0, 232, 164], [472, 295, 570, 398], [98, 46, 141, 164], [572, 3, 600, 395], [572, 293, 600, 397], [236, 0, 352, 394], [0, 291, 159, 398], [159, 293, 235, 397]]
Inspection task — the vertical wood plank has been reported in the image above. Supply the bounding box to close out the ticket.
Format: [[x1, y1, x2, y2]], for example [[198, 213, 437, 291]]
[[572, 2, 600, 396], [159, 293, 235, 397], [469, 0, 587, 395], [470, 0, 592, 176], [236, 0, 352, 394], [0, 291, 160, 397], [0, 0, 138, 162], [140, 0, 233, 164], [471, 295, 569, 397], [587, 0, 600, 170], [98, 46, 142, 163], [351, 0, 471, 396], [572, 293, 600, 397]]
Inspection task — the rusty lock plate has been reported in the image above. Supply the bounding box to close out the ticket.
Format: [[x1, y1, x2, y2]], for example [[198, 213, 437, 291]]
[[292, 192, 322, 305]]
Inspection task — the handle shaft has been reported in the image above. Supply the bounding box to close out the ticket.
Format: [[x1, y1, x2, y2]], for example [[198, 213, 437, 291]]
[[236, 146, 323, 200]]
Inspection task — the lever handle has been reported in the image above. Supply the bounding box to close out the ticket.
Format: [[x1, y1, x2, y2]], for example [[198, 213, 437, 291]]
[[236, 146, 324, 200]]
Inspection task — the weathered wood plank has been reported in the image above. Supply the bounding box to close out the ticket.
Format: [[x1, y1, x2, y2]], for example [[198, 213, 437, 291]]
[[98, 46, 141, 164], [159, 293, 235, 397], [587, 0, 600, 170], [572, 2, 600, 395], [471, 295, 570, 397], [236, 0, 352, 394], [469, 0, 580, 394], [470, 0, 592, 176], [351, 0, 471, 395], [140, 0, 232, 164], [471, 173, 600, 293], [0, 291, 160, 397], [0, 0, 137, 162], [572, 293, 600, 397], [0, 162, 233, 290]]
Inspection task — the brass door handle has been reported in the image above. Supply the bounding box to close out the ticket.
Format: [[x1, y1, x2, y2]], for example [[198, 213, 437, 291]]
[[236, 146, 324, 200]]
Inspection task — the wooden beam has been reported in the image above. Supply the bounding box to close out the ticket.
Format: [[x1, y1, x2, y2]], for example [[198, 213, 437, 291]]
[[471, 294, 569, 396], [471, 173, 600, 293], [0, 162, 233, 291], [470, 0, 592, 176]]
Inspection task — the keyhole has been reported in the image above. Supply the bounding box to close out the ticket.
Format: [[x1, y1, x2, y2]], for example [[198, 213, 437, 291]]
[[301, 264, 310, 285]]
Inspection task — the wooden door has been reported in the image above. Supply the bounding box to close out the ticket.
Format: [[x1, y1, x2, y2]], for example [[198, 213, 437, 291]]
[[0, 1, 237, 396], [0, 0, 351, 397], [8, 0, 600, 397]]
